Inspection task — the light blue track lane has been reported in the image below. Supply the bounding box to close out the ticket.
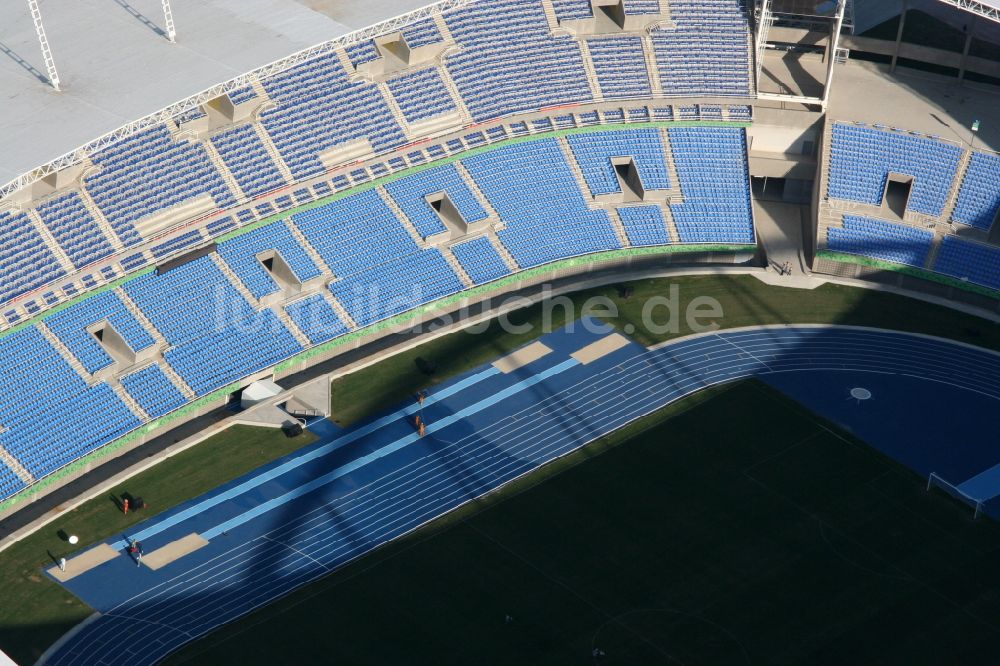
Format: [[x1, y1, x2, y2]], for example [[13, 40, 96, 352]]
[[200, 359, 577, 539], [44, 327, 1000, 666], [108, 366, 502, 550]]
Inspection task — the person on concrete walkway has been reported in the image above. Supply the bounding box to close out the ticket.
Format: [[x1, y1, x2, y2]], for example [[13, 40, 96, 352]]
[[58, 557, 66, 572]]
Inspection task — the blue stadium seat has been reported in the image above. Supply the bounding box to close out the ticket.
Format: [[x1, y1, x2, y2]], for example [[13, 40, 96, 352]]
[[827, 215, 934, 268], [668, 127, 755, 244], [934, 236, 1000, 291], [461, 138, 623, 267], [0, 326, 140, 480], [85, 126, 236, 242], [260, 53, 407, 180], [284, 294, 349, 345], [588, 36, 652, 100], [567, 128, 671, 195], [650, 0, 753, 97], [44, 290, 157, 374], [443, 0, 593, 121], [951, 151, 1000, 231], [827, 123, 962, 216], [216, 222, 323, 299], [211, 124, 287, 198], [35, 192, 115, 270], [384, 163, 489, 237], [387, 68, 457, 124], [451, 236, 512, 284], [0, 210, 66, 305], [330, 250, 465, 327], [120, 363, 187, 419], [618, 205, 672, 246]]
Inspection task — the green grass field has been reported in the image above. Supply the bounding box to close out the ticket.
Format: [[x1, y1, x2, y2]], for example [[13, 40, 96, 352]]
[[332, 275, 1000, 426], [171, 380, 1000, 665], [3, 275, 999, 664], [0, 425, 316, 666]]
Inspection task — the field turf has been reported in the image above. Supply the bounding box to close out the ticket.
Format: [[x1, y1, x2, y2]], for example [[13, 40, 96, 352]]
[[0, 426, 316, 666], [171, 380, 1000, 665], [332, 274, 1000, 426], [4, 275, 999, 663]]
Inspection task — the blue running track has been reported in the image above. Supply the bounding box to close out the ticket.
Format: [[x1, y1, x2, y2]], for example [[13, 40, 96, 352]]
[[43, 324, 1000, 665]]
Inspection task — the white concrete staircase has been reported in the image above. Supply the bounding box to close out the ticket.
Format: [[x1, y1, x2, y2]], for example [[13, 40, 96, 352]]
[[437, 66, 474, 126], [539, 0, 560, 32], [284, 218, 335, 277], [658, 127, 682, 195], [253, 123, 295, 185], [321, 290, 358, 330], [818, 122, 835, 204], [26, 209, 75, 274], [275, 305, 312, 347], [454, 161, 500, 221], [660, 202, 681, 243], [440, 245, 474, 288], [815, 209, 845, 254], [642, 36, 664, 96], [77, 186, 125, 251], [558, 137, 594, 201], [250, 78, 270, 101], [115, 287, 165, 345], [941, 147, 973, 224], [605, 207, 632, 248], [113, 383, 150, 422], [433, 13, 454, 42], [0, 445, 35, 485], [114, 287, 196, 399], [378, 81, 415, 138], [202, 139, 247, 202], [378, 186, 426, 245], [37, 322, 91, 383], [159, 361, 196, 401], [487, 232, 521, 272], [333, 45, 356, 75], [210, 253, 260, 309], [577, 38, 604, 102], [924, 235, 944, 271]]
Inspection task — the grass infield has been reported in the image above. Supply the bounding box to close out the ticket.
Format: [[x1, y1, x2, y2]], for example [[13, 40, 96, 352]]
[[2, 275, 998, 663], [331, 274, 1000, 427], [0, 426, 316, 666], [169, 380, 1000, 665]]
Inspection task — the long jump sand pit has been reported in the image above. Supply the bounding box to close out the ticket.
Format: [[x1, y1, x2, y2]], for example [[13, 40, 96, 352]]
[[143, 533, 209, 571], [47, 544, 119, 582], [492, 341, 553, 373], [571, 333, 631, 365]]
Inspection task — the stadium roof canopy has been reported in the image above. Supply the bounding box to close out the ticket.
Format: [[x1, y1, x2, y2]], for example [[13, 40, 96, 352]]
[[0, 0, 433, 189], [935, 0, 1000, 23]]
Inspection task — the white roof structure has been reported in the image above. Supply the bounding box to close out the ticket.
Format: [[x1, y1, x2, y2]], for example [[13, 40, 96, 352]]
[[241, 379, 283, 408], [936, 0, 1000, 23], [0, 0, 436, 189]]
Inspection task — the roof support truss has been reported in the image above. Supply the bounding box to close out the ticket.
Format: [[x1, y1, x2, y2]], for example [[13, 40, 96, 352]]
[[162, 0, 176, 43], [0, 0, 472, 201], [27, 0, 60, 91], [935, 0, 1000, 24]]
